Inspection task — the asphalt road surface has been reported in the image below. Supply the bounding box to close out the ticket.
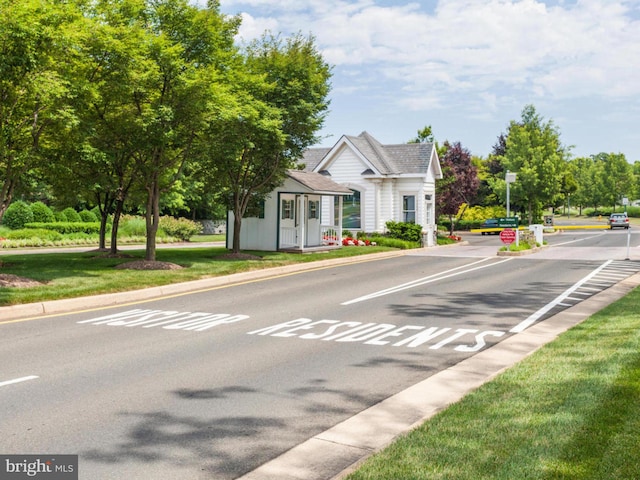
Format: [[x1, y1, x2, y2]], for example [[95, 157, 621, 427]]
[[1, 228, 639, 479]]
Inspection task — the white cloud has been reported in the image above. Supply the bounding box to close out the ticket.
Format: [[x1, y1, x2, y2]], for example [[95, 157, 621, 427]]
[[209, 0, 640, 158], [220, 0, 640, 100]]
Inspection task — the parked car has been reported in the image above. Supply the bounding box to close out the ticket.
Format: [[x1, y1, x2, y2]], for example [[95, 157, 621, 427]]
[[609, 213, 629, 229], [480, 218, 499, 235]]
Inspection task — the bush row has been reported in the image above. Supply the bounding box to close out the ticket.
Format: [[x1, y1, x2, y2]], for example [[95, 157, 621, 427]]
[[2, 201, 99, 229]]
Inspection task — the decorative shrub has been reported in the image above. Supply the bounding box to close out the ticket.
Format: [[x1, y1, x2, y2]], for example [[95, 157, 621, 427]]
[[79, 209, 98, 222], [30, 201, 55, 223], [385, 221, 423, 242], [2, 201, 34, 229], [159, 216, 202, 241], [62, 207, 82, 223], [54, 210, 67, 222]]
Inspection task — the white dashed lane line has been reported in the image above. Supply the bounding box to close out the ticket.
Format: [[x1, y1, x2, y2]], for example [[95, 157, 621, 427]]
[[0, 376, 39, 388]]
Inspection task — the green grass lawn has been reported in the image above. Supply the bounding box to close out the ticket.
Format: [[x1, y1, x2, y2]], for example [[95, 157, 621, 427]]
[[346, 286, 640, 480], [0, 245, 397, 306]]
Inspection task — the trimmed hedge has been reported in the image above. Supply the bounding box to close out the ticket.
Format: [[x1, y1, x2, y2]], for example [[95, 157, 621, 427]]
[[24, 222, 104, 234]]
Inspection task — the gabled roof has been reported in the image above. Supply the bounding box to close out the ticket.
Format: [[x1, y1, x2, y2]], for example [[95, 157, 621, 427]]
[[286, 170, 353, 195], [301, 131, 440, 178]]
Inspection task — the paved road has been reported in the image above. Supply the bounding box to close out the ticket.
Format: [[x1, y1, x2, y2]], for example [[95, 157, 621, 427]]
[[1, 229, 639, 479]]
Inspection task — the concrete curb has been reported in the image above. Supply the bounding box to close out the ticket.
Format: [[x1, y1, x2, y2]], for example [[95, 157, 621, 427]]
[[496, 244, 549, 256], [237, 273, 640, 480]]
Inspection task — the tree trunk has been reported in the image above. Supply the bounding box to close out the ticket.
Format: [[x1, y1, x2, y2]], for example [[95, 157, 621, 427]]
[[232, 213, 242, 253], [109, 197, 125, 255], [0, 178, 16, 224], [145, 177, 160, 261]]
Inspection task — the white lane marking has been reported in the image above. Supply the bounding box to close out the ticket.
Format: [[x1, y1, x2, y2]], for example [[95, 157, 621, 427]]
[[551, 232, 607, 246], [0, 376, 39, 388], [510, 260, 613, 333], [342, 257, 513, 305]]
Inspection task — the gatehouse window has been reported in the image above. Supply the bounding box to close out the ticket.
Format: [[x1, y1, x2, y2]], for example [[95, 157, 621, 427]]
[[403, 195, 416, 223], [342, 190, 361, 229], [281, 199, 295, 220], [308, 200, 319, 219]]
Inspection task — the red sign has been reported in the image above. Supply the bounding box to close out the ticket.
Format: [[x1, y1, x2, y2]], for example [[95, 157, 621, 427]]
[[500, 228, 516, 245]]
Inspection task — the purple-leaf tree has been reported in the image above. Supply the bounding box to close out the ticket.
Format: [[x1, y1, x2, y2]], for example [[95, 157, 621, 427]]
[[436, 141, 479, 236]]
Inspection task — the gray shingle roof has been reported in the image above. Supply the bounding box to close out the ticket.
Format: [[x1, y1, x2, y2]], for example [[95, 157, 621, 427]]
[[301, 131, 436, 176], [286, 170, 353, 195]]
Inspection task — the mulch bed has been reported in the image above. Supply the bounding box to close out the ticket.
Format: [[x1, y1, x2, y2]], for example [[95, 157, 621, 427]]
[[114, 260, 184, 270], [0, 274, 44, 288]]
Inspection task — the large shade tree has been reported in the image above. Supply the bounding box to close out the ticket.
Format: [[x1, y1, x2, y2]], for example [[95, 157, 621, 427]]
[[0, 0, 81, 222], [497, 105, 568, 223], [593, 152, 634, 210], [135, 0, 240, 261], [48, 0, 152, 252], [65, 0, 239, 261], [204, 33, 332, 254]]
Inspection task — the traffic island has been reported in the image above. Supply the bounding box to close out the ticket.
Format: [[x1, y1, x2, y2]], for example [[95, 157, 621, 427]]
[[496, 244, 548, 256]]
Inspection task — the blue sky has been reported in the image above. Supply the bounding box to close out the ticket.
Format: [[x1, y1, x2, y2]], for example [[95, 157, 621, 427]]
[[197, 0, 640, 162]]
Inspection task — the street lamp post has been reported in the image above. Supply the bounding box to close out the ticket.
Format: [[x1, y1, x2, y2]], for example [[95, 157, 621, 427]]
[[506, 171, 516, 218]]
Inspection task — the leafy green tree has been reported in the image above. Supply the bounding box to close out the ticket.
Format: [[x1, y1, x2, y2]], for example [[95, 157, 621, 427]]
[[567, 157, 593, 215], [133, 0, 239, 261], [245, 33, 332, 161], [410, 125, 435, 144], [633, 161, 640, 202], [0, 0, 81, 222], [205, 33, 332, 253], [55, 0, 157, 253], [593, 152, 634, 211], [204, 84, 286, 253], [499, 105, 568, 223], [559, 170, 578, 215], [54, 0, 238, 258], [476, 137, 506, 207]]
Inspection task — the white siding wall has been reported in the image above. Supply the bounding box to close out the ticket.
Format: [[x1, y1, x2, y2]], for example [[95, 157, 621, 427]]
[[324, 147, 370, 231], [226, 192, 278, 251]]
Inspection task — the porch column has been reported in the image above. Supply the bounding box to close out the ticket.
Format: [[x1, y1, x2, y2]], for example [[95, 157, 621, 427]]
[[338, 195, 343, 241], [298, 195, 305, 250], [372, 179, 382, 231]]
